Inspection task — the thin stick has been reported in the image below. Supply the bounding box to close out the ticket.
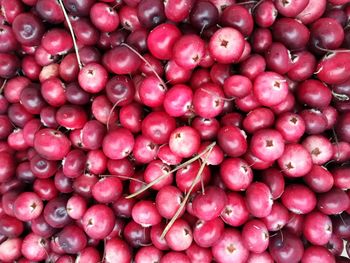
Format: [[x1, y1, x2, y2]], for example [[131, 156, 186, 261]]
[[106, 99, 124, 131], [200, 167, 206, 195], [314, 66, 323, 75], [251, 0, 264, 12], [315, 43, 350, 54], [106, 174, 146, 185], [58, 0, 83, 69], [234, 0, 258, 5], [332, 127, 340, 163], [160, 143, 215, 238], [200, 88, 235, 101], [121, 42, 167, 90], [0, 79, 7, 94], [339, 213, 347, 226], [125, 142, 216, 199], [332, 90, 349, 101]]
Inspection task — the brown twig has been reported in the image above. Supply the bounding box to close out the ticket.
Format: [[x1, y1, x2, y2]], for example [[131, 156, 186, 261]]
[[58, 0, 83, 69], [0, 79, 7, 94], [121, 42, 167, 90], [160, 142, 215, 238], [125, 142, 216, 199]]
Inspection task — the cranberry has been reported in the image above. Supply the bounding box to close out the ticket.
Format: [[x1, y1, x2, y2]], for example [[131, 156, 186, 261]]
[[0, 238, 22, 262], [102, 128, 135, 160], [13, 192, 43, 221], [212, 228, 249, 263], [148, 23, 181, 60], [269, 231, 304, 263], [173, 34, 205, 70], [317, 188, 350, 215], [78, 63, 108, 94], [246, 182, 273, 218], [193, 83, 224, 118], [160, 252, 191, 263], [12, 13, 44, 46], [34, 128, 71, 160], [103, 46, 141, 75], [82, 204, 115, 239], [92, 176, 123, 203], [242, 219, 269, 253], [221, 192, 249, 227], [0, 214, 24, 237], [217, 126, 247, 157], [165, 218, 193, 251], [90, 2, 119, 32], [281, 184, 317, 214], [36, 0, 64, 24], [0, 152, 15, 183], [301, 246, 336, 263], [169, 126, 201, 158], [193, 217, 224, 248], [278, 144, 312, 177], [104, 238, 132, 263], [57, 224, 87, 254], [262, 202, 289, 231], [192, 186, 227, 221], [156, 185, 184, 219], [44, 197, 72, 228], [176, 160, 211, 193], [135, 246, 163, 263], [253, 71, 288, 106], [220, 157, 252, 191], [303, 165, 334, 193], [142, 111, 176, 144], [21, 233, 49, 261], [261, 168, 285, 200], [303, 211, 332, 245], [76, 246, 101, 263], [209, 27, 244, 64], [33, 178, 58, 201]]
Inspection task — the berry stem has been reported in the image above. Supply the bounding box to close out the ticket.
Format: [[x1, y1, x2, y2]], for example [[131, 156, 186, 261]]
[[58, 0, 83, 70]]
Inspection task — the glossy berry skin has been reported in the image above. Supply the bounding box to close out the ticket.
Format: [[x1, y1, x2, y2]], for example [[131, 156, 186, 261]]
[[78, 63, 108, 93], [246, 182, 273, 218], [33, 129, 71, 161], [212, 229, 249, 263], [131, 200, 162, 227], [301, 246, 335, 263], [193, 83, 225, 118], [165, 219, 193, 251], [173, 34, 205, 70], [57, 224, 87, 254], [217, 126, 247, 157], [242, 219, 269, 253], [278, 144, 313, 178], [13, 192, 43, 221], [169, 126, 201, 158], [148, 23, 181, 60], [303, 211, 332, 246], [102, 128, 135, 160], [253, 72, 288, 106], [82, 204, 115, 239], [281, 184, 317, 214], [41, 28, 73, 55], [12, 13, 45, 46], [192, 186, 227, 221], [220, 158, 253, 191], [90, 2, 120, 32], [193, 217, 224, 248], [269, 231, 304, 263], [209, 27, 245, 64]]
